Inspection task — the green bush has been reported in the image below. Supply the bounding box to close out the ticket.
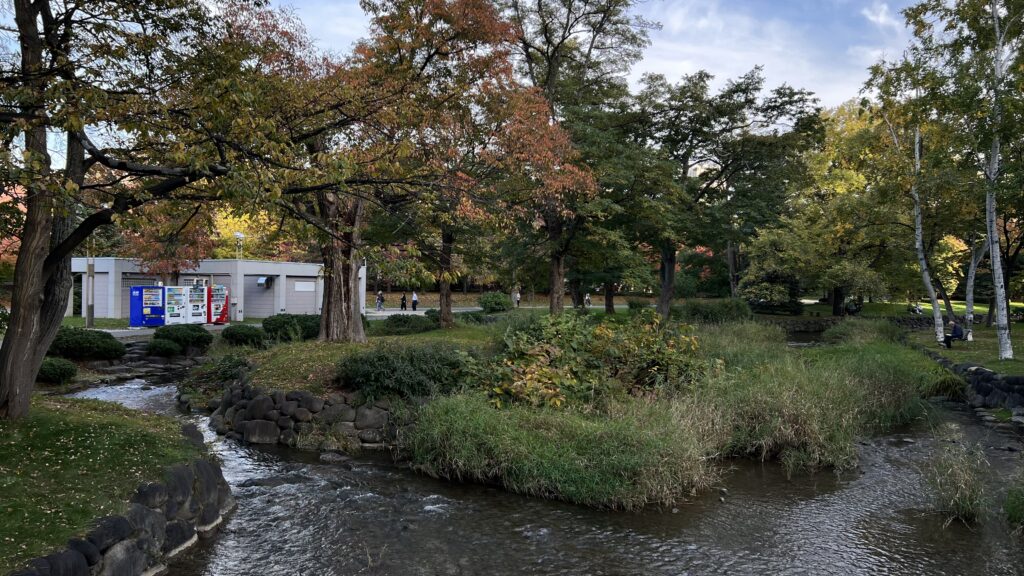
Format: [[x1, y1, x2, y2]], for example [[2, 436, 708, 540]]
[[368, 314, 439, 336], [221, 324, 267, 348], [403, 393, 727, 510], [147, 338, 183, 357], [424, 308, 440, 323], [670, 299, 752, 324], [335, 342, 467, 400], [478, 311, 709, 409], [479, 291, 512, 313], [263, 313, 320, 342], [1005, 479, 1024, 529], [37, 357, 77, 384], [822, 318, 903, 345], [190, 354, 249, 384], [153, 324, 213, 353], [626, 298, 648, 311], [48, 327, 125, 360]]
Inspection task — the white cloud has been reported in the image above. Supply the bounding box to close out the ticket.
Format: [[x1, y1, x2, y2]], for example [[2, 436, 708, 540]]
[[861, 1, 901, 30]]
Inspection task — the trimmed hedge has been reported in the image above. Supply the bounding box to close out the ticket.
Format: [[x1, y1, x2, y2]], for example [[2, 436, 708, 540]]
[[221, 324, 267, 348], [479, 292, 512, 313], [369, 314, 439, 336], [147, 338, 183, 357], [335, 342, 467, 400], [37, 357, 77, 384], [48, 327, 125, 361], [152, 324, 213, 353], [263, 314, 320, 342]]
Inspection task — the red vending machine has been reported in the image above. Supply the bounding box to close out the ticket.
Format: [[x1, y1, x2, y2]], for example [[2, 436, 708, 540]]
[[207, 285, 230, 324]]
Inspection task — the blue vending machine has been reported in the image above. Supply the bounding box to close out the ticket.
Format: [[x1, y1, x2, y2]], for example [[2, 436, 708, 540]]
[[129, 286, 167, 327]]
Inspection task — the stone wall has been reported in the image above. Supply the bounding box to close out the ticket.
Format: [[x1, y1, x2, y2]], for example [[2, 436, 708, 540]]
[[204, 380, 396, 451], [9, 424, 234, 576], [920, 348, 1024, 410]]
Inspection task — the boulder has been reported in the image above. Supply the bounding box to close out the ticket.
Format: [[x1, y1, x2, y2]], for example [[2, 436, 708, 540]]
[[163, 464, 195, 509], [42, 549, 89, 576], [67, 538, 101, 566], [243, 420, 280, 444], [210, 414, 228, 435], [358, 428, 384, 443], [125, 504, 166, 551], [317, 404, 355, 425], [292, 408, 313, 422], [326, 393, 346, 406], [180, 424, 204, 449], [245, 394, 275, 421], [295, 422, 314, 435], [276, 417, 294, 430], [355, 406, 387, 430], [192, 459, 222, 512], [162, 520, 196, 555], [130, 483, 167, 510], [265, 410, 280, 422], [97, 539, 147, 576], [86, 516, 132, 552], [271, 390, 286, 407], [279, 429, 298, 447], [279, 401, 298, 417]]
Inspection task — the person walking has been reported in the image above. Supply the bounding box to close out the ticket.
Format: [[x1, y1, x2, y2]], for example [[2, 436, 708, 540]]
[[584, 293, 591, 307], [411, 290, 419, 311], [400, 292, 407, 311], [376, 290, 384, 312]]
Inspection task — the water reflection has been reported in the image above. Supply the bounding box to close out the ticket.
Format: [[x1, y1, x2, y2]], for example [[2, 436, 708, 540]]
[[69, 382, 1024, 576]]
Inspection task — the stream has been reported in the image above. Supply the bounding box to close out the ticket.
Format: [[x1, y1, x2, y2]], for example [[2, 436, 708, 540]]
[[70, 380, 1024, 576]]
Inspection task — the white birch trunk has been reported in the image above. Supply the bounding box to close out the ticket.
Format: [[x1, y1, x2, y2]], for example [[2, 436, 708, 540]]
[[965, 237, 987, 340], [987, 0, 1013, 359], [908, 127, 945, 343]]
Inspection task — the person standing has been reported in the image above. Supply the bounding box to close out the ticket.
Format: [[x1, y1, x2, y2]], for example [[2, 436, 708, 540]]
[[400, 292, 407, 311], [376, 290, 384, 312], [412, 290, 419, 311], [513, 289, 521, 308], [584, 293, 591, 307]]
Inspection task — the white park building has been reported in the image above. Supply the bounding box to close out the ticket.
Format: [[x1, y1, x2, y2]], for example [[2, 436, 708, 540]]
[[68, 257, 366, 321]]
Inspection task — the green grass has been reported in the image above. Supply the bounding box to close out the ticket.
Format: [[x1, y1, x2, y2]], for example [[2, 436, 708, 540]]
[[906, 325, 1024, 374], [404, 393, 727, 510], [926, 423, 989, 525], [800, 300, 1024, 318], [1005, 479, 1024, 529], [0, 397, 200, 573], [60, 317, 131, 329]]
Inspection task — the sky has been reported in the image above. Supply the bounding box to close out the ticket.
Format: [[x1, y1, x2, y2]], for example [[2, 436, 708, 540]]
[[273, 0, 917, 108]]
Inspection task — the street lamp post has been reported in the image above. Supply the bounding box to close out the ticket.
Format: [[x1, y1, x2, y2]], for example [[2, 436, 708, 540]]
[[233, 232, 245, 260]]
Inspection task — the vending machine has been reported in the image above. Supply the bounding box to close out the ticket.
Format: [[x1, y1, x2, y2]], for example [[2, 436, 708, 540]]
[[128, 286, 166, 327], [164, 286, 189, 325], [187, 286, 208, 324], [208, 284, 230, 324]]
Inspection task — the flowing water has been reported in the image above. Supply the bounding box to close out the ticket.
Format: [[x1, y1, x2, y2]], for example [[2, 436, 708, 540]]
[[70, 381, 1024, 576]]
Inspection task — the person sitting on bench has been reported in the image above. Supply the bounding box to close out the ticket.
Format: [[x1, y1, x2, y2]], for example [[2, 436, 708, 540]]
[[943, 320, 965, 349]]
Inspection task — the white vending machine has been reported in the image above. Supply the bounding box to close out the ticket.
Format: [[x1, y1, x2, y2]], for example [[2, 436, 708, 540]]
[[187, 286, 208, 324], [164, 286, 189, 325]]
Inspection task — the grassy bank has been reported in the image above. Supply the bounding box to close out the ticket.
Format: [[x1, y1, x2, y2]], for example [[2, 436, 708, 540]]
[[401, 316, 958, 508], [906, 325, 1024, 374], [0, 397, 200, 573]]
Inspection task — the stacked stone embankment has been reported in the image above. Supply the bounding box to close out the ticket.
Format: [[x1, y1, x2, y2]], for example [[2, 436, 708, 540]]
[[9, 424, 234, 576], [198, 380, 396, 451]]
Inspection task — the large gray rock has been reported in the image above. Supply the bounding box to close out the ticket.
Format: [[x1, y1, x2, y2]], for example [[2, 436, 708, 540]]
[[292, 408, 313, 422], [86, 516, 132, 552], [358, 428, 384, 443], [355, 406, 388, 430], [98, 539, 147, 576], [130, 483, 167, 509], [245, 394, 275, 421], [67, 538, 101, 567], [42, 549, 89, 576], [279, 401, 299, 417], [271, 390, 286, 407], [287, 391, 324, 413], [243, 420, 280, 444], [317, 404, 355, 425], [279, 429, 298, 447], [192, 459, 222, 512], [163, 464, 195, 513], [210, 414, 227, 435], [277, 417, 294, 430], [162, 520, 196, 554], [125, 504, 166, 552]]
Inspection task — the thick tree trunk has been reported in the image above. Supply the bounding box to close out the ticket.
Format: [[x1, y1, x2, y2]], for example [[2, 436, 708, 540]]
[[987, 189, 1012, 358], [568, 278, 583, 308], [965, 238, 987, 339], [986, 8, 1012, 359], [438, 228, 455, 328], [604, 281, 615, 314], [656, 245, 677, 321], [831, 286, 844, 317], [317, 193, 365, 343], [549, 252, 565, 315]]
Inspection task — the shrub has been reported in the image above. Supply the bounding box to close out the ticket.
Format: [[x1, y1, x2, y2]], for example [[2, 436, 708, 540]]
[[670, 299, 752, 324], [369, 313, 439, 336], [478, 311, 709, 409], [479, 291, 512, 313], [335, 342, 467, 400], [424, 308, 440, 323], [153, 324, 213, 353], [403, 393, 728, 510], [221, 324, 267, 348], [925, 424, 988, 525], [147, 338, 183, 357], [822, 318, 903, 345], [49, 327, 125, 360], [626, 298, 648, 311], [263, 313, 320, 342], [189, 354, 249, 384], [37, 357, 77, 384], [1006, 479, 1024, 529]]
